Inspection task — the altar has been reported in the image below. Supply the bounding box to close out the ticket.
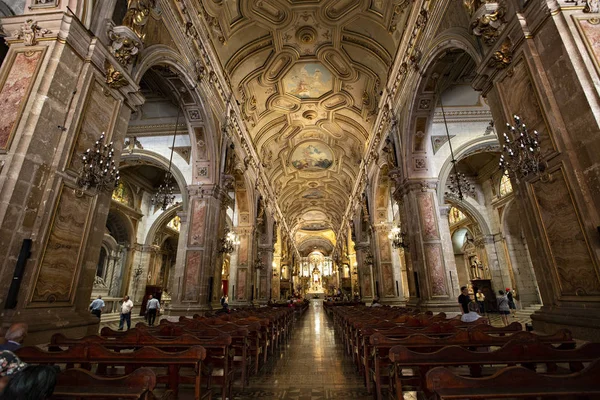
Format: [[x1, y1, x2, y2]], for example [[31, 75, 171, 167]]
[[304, 292, 325, 300]]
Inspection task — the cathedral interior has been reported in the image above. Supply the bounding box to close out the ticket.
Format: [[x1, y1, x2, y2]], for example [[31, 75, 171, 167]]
[[0, 0, 599, 398]]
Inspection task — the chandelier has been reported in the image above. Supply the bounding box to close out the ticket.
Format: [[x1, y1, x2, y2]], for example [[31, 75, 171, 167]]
[[77, 132, 120, 192], [499, 115, 547, 183], [388, 224, 409, 249], [152, 106, 180, 210], [218, 228, 240, 254], [437, 78, 471, 201], [445, 172, 475, 200]]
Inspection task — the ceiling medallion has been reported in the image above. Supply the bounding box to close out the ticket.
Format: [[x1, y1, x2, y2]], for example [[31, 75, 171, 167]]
[[302, 110, 318, 120], [296, 26, 317, 44]]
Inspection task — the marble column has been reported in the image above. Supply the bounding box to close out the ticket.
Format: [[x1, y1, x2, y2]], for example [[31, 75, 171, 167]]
[[0, 13, 142, 342], [355, 243, 374, 301], [168, 185, 224, 315], [229, 226, 253, 305], [373, 223, 404, 305], [399, 180, 460, 312]]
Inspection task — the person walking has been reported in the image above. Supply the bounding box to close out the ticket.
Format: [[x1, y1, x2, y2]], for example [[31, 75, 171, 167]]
[[496, 290, 510, 326], [89, 295, 105, 319], [146, 295, 160, 327], [476, 289, 486, 314], [118, 295, 134, 331]]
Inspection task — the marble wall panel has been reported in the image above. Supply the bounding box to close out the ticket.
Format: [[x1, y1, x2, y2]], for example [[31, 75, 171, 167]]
[[237, 190, 249, 213], [575, 18, 600, 77], [497, 59, 555, 154], [363, 272, 372, 297], [31, 186, 91, 304], [417, 192, 440, 241], [413, 117, 427, 152], [379, 231, 392, 262], [183, 250, 202, 301], [69, 80, 118, 171], [238, 235, 248, 265], [0, 50, 43, 150], [188, 199, 207, 246], [531, 168, 600, 296], [381, 262, 395, 297], [236, 268, 247, 300], [259, 275, 267, 299], [424, 243, 447, 296], [194, 127, 208, 160]]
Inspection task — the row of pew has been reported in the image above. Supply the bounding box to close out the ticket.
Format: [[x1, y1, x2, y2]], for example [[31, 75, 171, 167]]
[[15, 306, 301, 400], [325, 302, 600, 400]]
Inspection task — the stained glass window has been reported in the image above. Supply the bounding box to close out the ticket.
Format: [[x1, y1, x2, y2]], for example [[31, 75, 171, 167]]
[[448, 207, 467, 225], [499, 173, 513, 197], [112, 181, 133, 207]]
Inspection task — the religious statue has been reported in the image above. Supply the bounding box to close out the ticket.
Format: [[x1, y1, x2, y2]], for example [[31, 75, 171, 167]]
[[122, 0, 157, 41], [470, 256, 481, 279]]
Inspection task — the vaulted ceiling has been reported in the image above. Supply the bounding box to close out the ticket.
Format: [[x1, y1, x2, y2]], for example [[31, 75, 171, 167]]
[[195, 0, 413, 246]]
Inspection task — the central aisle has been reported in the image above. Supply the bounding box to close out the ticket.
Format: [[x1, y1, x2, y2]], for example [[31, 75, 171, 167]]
[[234, 299, 371, 399]]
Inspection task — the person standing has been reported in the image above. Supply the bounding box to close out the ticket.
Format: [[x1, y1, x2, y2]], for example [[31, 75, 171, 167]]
[[146, 295, 160, 327], [506, 288, 517, 317], [476, 289, 486, 314], [496, 290, 510, 326], [118, 296, 134, 331], [89, 295, 105, 319], [458, 286, 470, 314]]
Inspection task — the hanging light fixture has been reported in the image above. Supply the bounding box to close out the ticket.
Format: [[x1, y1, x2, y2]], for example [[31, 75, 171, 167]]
[[77, 132, 120, 193], [437, 80, 475, 201], [254, 252, 265, 271], [152, 106, 180, 210], [499, 115, 547, 183], [219, 227, 240, 254], [388, 224, 409, 249]]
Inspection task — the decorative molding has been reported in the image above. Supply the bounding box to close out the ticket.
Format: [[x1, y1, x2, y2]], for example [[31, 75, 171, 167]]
[[104, 60, 129, 89], [12, 19, 51, 46], [107, 25, 142, 66], [470, 2, 506, 45], [488, 38, 513, 69]]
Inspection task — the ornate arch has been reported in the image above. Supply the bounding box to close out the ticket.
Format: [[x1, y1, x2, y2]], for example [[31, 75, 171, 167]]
[[144, 204, 183, 246], [120, 149, 189, 208]]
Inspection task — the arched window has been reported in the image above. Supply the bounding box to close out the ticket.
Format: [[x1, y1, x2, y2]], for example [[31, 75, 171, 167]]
[[448, 207, 467, 225], [499, 173, 513, 197]]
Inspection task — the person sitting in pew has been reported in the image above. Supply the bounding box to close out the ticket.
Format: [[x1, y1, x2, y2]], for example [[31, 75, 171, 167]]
[[0, 323, 28, 352], [460, 301, 482, 323], [0, 364, 58, 400]]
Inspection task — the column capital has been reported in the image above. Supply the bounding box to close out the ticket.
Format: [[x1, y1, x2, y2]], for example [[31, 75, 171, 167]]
[[394, 178, 439, 200]]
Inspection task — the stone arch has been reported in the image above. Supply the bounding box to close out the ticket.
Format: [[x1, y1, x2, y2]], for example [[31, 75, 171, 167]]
[[144, 204, 183, 246], [399, 35, 482, 174], [120, 150, 189, 209], [106, 208, 135, 245], [437, 136, 500, 205], [132, 46, 220, 184], [444, 196, 492, 236]]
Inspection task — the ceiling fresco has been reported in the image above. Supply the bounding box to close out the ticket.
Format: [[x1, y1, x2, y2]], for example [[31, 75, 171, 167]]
[[195, 0, 414, 248]]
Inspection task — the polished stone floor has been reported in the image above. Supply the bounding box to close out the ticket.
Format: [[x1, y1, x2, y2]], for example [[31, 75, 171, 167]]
[[232, 300, 371, 400]]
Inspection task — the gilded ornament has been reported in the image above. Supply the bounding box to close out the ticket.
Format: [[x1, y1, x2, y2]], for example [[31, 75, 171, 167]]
[[13, 19, 51, 46], [122, 0, 157, 41], [105, 60, 130, 89], [488, 38, 512, 69], [107, 27, 141, 66], [583, 0, 600, 13], [471, 4, 506, 45]]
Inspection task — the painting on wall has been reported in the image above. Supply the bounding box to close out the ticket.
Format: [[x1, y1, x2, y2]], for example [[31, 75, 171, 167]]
[[290, 141, 334, 171], [283, 63, 333, 99], [302, 189, 325, 200]]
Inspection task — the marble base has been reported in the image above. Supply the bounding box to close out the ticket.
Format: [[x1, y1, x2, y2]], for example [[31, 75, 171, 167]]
[[164, 303, 212, 316], [531, 306, 600, 341], [414, 299, 462, 314]]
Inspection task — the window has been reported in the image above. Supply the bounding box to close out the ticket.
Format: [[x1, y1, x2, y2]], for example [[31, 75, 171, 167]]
[[499, 173, 513, 197], [448, 207, 467, 225]]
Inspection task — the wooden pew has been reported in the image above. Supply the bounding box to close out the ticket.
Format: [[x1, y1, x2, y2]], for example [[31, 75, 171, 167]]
[[368, 329, 574, 400], [425, 358, 600, 399], [18, 345, 209, 400], [389, 341, 600, 400], [51, 367, 158, 400]]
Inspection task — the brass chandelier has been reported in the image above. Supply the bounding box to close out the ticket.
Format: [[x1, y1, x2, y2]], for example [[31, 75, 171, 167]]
[[77, 132, 120, 193], [152, 107, 180, 210], [499, 115, 547, 182]]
